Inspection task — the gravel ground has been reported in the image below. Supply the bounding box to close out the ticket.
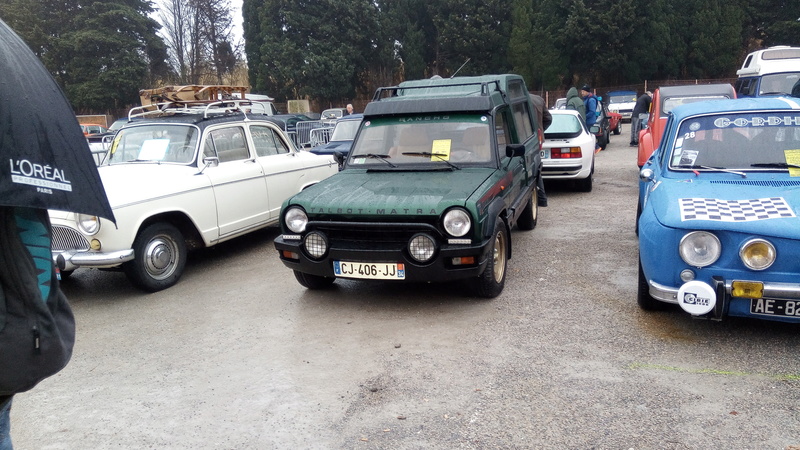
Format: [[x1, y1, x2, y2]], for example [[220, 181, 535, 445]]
[[10, 137, 800, 449]]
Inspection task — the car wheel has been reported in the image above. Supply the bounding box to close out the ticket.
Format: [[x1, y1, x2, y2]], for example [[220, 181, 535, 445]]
[[58, 269, 74, 280], [123, 222, 187, 292], [294, 270, 335, 289], [613, 123, 621, 135], [472, 217, 508, 298], [637, 255, 667, 311], [575, 173, 593, 192], [635, 201, 642, 236], [516, 192, 537, 230]]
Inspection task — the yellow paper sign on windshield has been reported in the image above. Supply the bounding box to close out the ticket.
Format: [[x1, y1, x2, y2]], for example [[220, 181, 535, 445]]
[[785, 149, 800, 177], [431, 139, 451, 160]]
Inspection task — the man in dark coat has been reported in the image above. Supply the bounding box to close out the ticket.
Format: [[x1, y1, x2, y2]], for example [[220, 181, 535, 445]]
[[630, 91, 652, 146], [529, 94, 552, 207]]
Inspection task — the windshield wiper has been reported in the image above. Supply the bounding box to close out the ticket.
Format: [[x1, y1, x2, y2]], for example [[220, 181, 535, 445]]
[[362, 153, 396, 167], [675, 164, 747, 178], [401, 152, 460, 170], [751, 162, 800, 169]]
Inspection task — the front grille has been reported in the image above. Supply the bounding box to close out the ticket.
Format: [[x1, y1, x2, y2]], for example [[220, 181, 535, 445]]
[[309, 221, 442, 250], [51, 225, 90, 252]]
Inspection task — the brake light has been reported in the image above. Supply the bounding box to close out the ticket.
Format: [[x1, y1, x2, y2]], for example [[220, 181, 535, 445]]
[[549, 147, 582, 158]]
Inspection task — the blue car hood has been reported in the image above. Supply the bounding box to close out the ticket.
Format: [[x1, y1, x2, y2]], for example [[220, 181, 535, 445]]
[[649, 177, 800, 238], [310, 140, 353, 155]]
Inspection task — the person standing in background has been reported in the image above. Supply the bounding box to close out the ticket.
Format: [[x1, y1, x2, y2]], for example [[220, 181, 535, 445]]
[[580, 85, 598, 128], [565, 87, 586, 123], [529, 93, 552, 207], [630, 91, 652, 146]]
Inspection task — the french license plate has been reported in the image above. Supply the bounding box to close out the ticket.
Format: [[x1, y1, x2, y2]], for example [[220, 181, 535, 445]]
[[750, 298, 800, 317], [540, 148, 550, 159], [334, 261, 405, 280]]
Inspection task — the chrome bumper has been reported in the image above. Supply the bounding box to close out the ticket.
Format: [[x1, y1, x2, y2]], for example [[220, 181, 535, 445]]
[[53, 249, 135, 271], [649, 279, 800, 304]]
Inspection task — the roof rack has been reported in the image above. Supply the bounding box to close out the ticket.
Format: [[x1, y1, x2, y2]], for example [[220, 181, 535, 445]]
[[371, 80, 503, 101], [129, 85, 272, 120]]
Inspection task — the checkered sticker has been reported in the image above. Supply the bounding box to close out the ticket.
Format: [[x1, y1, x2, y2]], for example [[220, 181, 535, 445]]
[[679, 197, 796, 222]]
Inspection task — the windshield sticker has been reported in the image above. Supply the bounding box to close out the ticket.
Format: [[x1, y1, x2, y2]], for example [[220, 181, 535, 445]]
[[139, 139, 170, 160], [677, 150, 699, 166], [786, 149, 800, 177], [431, 139, 452, 160], [680, 197, 796, 222], [714, 116, 800, 128]]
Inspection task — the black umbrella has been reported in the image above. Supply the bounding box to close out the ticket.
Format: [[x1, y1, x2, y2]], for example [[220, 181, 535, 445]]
[[0, 19, 114, 222]]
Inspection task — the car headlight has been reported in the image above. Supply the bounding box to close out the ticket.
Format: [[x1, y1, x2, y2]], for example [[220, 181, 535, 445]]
[[679, 231, 721, 268], [77, 214, 101, 235], [284, 207, 308, 233], [442, 208, 471, 237], [739, 239, 775, 270]]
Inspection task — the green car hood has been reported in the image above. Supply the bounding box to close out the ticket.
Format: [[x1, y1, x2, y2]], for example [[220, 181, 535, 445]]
[[290, 169, 496, 218]]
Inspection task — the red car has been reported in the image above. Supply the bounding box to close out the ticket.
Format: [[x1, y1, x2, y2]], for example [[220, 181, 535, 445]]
[[637, 84, 736, 167], [594, 98, 621, 150]]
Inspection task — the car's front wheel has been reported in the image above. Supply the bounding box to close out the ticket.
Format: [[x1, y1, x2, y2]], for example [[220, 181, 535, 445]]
[[613, 122, 621, 135], [124, 222, 187, 292], [575, 173, 593, 192], [472, 217, 508, 298], [294, 271, 336, 289]]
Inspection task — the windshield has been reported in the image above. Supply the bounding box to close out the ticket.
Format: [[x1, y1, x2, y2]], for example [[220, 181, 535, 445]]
[[759, 72, 800, 96], [662, 95, 730, 114], [348, 114, 494, 167], [668, 112, 800, 171], [330, 119, 362, 141], [609, 94, 636, 103], [107, 124, 199, 164]]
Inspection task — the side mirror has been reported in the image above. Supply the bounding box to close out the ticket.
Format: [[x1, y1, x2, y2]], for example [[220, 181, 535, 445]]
[[639, 168, 655, 182], [334, 151, 345, 169], [505, 144, 526, 158], [589, 125, 601, 134], [203, 156, 220, 167]]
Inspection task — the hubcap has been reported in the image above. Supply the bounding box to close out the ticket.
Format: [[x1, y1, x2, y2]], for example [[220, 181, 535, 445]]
[[492, 228, 507, 282], [144, 235, 178, 280]]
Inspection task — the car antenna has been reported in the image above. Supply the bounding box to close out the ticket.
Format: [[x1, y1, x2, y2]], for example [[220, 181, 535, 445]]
[[450, 58, 471, 78]]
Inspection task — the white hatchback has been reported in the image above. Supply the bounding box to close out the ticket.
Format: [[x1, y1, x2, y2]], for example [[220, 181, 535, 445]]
[[541, 109, 597, 192]]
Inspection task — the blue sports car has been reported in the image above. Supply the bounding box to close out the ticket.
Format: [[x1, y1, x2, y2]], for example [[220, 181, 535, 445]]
[[637, 97, 800, 322]]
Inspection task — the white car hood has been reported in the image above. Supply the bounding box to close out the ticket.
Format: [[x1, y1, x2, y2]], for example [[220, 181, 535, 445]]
[[98, 163, 210, 209]]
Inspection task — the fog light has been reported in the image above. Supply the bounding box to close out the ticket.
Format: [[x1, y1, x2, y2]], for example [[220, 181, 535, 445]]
[[409, 234, 436, 262], [680, 269, 695, 282], [303, 232, 328, 259], [90, 239, 101, 250], [740, 239, 775, 270]]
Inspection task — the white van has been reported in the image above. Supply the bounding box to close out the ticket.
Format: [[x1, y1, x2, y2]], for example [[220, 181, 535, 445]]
[[735, 46, 800, 97]]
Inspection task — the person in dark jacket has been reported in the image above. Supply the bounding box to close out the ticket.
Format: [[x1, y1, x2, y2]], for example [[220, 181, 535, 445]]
[[565, 87, 585, 122], [630, 91, 652, 146], [529, 93, 552, 207], [580, 85, 598, 128]]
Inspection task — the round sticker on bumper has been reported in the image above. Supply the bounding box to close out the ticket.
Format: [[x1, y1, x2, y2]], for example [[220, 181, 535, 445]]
[[677, 280, 716, 315]]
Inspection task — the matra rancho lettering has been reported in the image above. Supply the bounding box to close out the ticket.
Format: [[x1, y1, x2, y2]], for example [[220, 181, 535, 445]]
[[308, 207, 438, 215]]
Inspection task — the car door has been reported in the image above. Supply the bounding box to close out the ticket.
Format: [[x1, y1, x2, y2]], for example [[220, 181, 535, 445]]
[[249, 123, 311, 219], [201, 124, 271, 237]]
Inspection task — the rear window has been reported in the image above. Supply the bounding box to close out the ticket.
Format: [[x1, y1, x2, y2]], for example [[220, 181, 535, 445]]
[[544, 114, 583, 139]]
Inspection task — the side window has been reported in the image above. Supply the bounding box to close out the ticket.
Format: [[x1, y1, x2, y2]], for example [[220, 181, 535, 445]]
[[495, 109, 512, 146], [251, 125, 286, 157], [511, 101, 534, 143], [208, 126, 249, 163]]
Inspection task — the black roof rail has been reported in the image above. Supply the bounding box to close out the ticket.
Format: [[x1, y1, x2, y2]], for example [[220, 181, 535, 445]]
[[371, 80, 503, 102]]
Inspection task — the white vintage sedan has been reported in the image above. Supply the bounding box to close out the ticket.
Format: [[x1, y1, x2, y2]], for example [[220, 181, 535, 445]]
[[51, 104, 338, 291], [541, 109, 597, 192]]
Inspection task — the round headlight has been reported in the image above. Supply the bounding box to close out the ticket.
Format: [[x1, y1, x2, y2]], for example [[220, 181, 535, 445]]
[[443, 208, 471, 237], [740, 239, 775, 270], [679, 231, 721, 268], [409, 234, 436, 263], [303, 232, 328, 259], [77, 214, 101, 235], [284, 207, 308, 233]]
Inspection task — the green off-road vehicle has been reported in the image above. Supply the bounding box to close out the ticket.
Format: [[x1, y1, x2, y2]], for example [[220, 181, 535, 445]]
[[274, 74, 542, 298]]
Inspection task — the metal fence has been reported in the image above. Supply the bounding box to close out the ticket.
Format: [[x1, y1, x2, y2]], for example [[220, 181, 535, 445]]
[[295, 120, 332, 148], [309, 127, 334, 148]]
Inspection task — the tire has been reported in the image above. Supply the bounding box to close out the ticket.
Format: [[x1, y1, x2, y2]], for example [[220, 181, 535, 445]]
[[575, 173, 593, 192], [123, 222, 187, 292], [637, 256, 667, 311], [613, 123, 621, 135], [58, 269, 74, 280], [472, 217, 508, 298], [635, 201, 642, 236], [294, 270, 335, 289], [516, 191, 538, 231]]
